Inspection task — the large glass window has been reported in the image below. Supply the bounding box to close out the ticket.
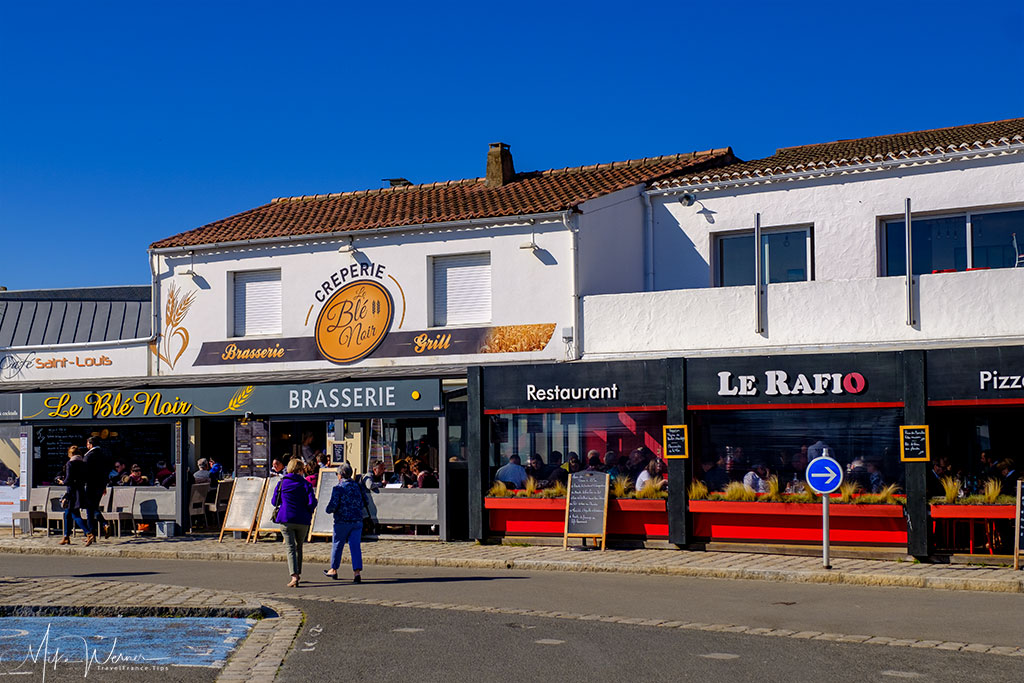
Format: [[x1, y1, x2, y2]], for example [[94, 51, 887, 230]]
[[487, 410, 666, 488], [690, 408, 903, 494], [718, 228, 811, 286], [883, 207, 1024, 275]]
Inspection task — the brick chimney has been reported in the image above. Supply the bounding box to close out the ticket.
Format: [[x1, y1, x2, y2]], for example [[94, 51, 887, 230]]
[[486, 142, 515, 188]]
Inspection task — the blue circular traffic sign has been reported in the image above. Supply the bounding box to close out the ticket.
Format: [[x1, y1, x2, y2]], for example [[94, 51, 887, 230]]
[[805, 456, 843, 495]]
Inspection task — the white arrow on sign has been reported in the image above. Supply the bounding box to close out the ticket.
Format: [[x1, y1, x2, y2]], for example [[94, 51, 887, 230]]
[[810, 465, 838, 486]]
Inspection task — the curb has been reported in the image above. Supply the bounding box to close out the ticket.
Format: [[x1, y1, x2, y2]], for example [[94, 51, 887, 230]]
[[4, 542, 1023, 594]]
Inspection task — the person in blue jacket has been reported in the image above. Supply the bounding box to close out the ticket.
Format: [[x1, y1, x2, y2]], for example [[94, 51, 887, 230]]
[[271, 458, 317, 587], [323, 462, 365, 583]]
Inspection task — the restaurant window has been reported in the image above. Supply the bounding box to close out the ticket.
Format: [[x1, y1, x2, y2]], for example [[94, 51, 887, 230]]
[[486, 410, 666, 487], [690, 408, 903, 494], [717, 227, 812, 287], [232, 269, 282, 336], [882, 207, 1024, 275], [432, 253, 491, 326]]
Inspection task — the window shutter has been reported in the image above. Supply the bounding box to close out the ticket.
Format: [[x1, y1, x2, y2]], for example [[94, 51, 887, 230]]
[[433, 253, 491, 326], [233, 270, 282, 336]]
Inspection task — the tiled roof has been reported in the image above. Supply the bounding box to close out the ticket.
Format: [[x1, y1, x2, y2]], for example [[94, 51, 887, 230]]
[[0, 286, 152, 348], [654, 117, 1024, 189], [151, 148, 735, 249]]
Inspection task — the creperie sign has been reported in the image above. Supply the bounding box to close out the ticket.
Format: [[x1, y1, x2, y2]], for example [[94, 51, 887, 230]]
[[718, 370, 867, 397]]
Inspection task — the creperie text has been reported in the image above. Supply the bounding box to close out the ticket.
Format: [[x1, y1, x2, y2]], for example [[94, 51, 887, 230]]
[[313, 261, 388, 302], [718, 370, 867, 397]]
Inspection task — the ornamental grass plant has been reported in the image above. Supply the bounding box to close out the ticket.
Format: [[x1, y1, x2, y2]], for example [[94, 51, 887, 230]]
[[939, 476, 961, 504], [611, 476, 634, 499], [838, 481, 862, 503], [635, 476, 667, 499], [722, 482, 757, 502], [514, 477, 540, 498], [687, 480, 709, 501], [487, 481, 511, 498], [762, 475, 785, 503], [858, 483, 902, 505], [541, 482, 567, 499]]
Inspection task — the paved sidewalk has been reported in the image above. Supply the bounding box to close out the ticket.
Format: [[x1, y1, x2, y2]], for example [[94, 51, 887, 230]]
[[2, 533, 1023, 593], [0, 575, 303, 682]]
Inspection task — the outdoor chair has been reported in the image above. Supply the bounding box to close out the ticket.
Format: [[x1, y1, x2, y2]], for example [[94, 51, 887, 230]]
[[205, 479, 233, 527], [44, 487, 68, 536], [188, 482, 210, 530], [107, 487, 136, 537], [11, 486, 49, 537]]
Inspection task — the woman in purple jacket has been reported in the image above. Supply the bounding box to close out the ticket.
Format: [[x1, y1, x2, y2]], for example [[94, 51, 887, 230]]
[[271, 459, 318, 587]]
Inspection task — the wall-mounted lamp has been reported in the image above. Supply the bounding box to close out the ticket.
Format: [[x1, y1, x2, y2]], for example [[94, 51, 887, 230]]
[[519, 240, 539, 251], [338, 238, 356, 254], [678, 193, 696, 207], [180, 250, 198, 278]]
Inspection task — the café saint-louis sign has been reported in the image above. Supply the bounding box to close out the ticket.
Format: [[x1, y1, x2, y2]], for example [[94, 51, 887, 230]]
[[21, 379, 442, 420]]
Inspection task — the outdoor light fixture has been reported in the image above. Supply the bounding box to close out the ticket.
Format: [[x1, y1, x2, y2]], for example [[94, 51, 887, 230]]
[[519, 240, 539, 251], [181, 250, 198, 278], [338, 238, 356, 254], [678, 193, 696, 207]]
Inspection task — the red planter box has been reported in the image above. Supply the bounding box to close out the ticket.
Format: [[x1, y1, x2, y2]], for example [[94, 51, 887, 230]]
[[484, 497, 668, 538], [929, 504, 1015, 519], [689, 500, 907, 546]]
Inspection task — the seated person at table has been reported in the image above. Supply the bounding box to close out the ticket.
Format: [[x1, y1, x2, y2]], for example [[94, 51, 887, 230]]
[[125, 464, 149, 486], [494, 454, 527, 489], [998, 458, 1019, 496], [525, 454, 553, 482], [700, 455, 729, 492], [635, 457, 666, 491], [304, 461, 320, 486], [742, 461, 770, 493], [271, 457, 286, 476], [108, 460, 128, 486], [585, 452, 603, 471], [208, 457, 223, 483], [414, 461, 439, 489], [363, 460, 387, 489], [154, 460, 174, 483], [602, 451, 621, 479], [193, 458, 212, 484], [390, 460, 417, 487], [927, 457, 949, 498]]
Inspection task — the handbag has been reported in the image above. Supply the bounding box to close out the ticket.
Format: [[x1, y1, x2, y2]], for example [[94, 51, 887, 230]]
[[60, 495, 70, 510], [271, 480, 283, 524]]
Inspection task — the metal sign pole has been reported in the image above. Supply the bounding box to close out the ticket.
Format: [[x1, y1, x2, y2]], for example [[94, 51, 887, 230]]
[[1015, 480, 1021, 572], [822, 492, 831, 570]]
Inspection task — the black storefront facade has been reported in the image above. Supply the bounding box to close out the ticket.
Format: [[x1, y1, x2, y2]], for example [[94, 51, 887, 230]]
[[467, 351, 957, 556]]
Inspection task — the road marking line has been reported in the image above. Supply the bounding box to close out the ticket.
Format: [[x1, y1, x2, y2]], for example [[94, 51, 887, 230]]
[[535, 639, 565, 645], [700, 653, 740, 660], [392, 628, 424, 633], [880, 672, 924, 679]]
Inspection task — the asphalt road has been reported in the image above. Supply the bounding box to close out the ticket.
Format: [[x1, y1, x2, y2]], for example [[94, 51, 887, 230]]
[[3, 553, 1024, 682]]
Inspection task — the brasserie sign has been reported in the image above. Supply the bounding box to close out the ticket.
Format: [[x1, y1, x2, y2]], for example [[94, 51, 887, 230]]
[[22, 379, 442, 420]]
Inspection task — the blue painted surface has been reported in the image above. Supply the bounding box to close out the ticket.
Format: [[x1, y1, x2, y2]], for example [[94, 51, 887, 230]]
[[0, 616, 254, 670], [805, 456, 844, 495]]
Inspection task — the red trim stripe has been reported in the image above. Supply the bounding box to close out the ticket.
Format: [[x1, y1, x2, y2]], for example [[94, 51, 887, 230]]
[[687, 401, 904, 411], [483, 405, 667, 415], [928, 398, 1024, 407]]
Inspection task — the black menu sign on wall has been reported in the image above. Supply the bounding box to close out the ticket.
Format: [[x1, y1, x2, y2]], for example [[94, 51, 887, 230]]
[[563, 471, 609, 551], [663, 425, 688, 459], [899, 425, 930, 462]]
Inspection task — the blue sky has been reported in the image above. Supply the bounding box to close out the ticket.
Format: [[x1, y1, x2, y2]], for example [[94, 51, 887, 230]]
[[2, 1, 1022, 290]]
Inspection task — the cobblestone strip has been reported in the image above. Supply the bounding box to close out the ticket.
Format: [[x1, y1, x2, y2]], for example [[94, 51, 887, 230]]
[[0, 577, 304, 683], [262, 591, 1024, 658]]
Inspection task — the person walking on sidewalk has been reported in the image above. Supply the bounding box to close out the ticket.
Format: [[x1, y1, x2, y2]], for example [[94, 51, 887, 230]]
[[60, 446, 94, 545], [83, 437, 109, 539], [271, 458, 317, 588], [324, 463, 365, 583]]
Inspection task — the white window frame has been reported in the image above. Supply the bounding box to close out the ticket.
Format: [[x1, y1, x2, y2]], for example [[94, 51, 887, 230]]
[[231, 269, 282, 337], [713, 225, 814, 287], [430, 252, 492, 327]]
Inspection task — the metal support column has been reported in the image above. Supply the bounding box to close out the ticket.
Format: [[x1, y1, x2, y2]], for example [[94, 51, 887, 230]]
[[903, 350, 930, 558], [666, 358, 689, 546]]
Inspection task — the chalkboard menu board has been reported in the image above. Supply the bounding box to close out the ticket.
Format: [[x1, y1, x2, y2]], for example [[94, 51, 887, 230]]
[[899, 425, 930, 462], [218, 477, 262, 541], [663, 425, 688, 459], [563, 471, 609, 551], [33, 424, 172, 485], [252, 477, 284, 540], [235, 420, 269, 478], [309, 468, 341, 540]]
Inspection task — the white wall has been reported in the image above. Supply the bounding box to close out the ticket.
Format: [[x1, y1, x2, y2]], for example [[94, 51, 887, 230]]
[[577, 186, 646, 295], [154, 219, 577, 375], [0, 344, 150, 383], [584, 267, 1024, 356], [651, 154, 1024, 288]]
